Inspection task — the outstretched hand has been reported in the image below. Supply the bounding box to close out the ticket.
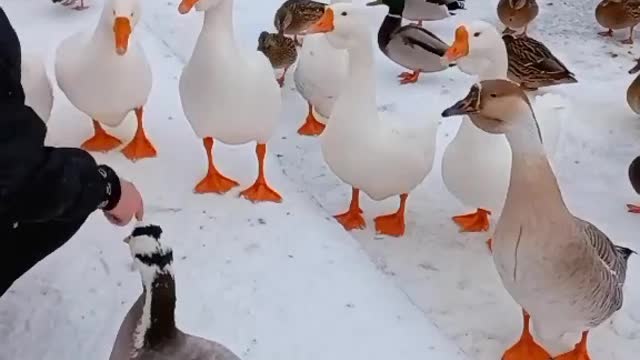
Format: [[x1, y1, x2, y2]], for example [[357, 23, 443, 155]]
[[104, 179, 144, 226]]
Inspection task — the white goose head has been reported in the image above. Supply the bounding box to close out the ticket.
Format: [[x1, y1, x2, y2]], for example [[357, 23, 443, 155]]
[[444, 21, 507, 78], [307, 3, 375, 50], [101, 0, 142, 55]]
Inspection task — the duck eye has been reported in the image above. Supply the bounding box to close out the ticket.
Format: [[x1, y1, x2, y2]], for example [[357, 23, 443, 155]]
[[131, 12, 135, 17], [474, 32, 481, 37], [490, 93, 497, 98], [341, 11, 348, 16]]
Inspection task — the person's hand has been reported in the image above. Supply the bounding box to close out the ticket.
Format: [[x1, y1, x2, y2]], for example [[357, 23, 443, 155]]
[[104, 179, 144, 226]]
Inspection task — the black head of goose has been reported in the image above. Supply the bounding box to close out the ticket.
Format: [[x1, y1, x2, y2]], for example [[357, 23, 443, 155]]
[[109, 223, 242, 360]]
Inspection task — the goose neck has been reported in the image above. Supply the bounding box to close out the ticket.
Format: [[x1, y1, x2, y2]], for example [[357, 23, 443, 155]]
[[134, 267, 177, 350]]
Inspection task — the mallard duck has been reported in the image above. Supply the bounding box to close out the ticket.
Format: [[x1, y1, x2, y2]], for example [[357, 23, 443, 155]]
[[596, 0, 640, 44], [52, 0, 89, 11], [367, 0, 451, 85], [307, 3, 438, 236], [502, 33, 577, 90], [274, 0, 327, 45], [179, 0, 282, 203], [109, 223, 243, 360], [628, 155, 640, 213], [627, 58, 640, 115], [258, 31, 298, 87], [55, 0, 156, 161], [442, 79, 634, 360], [403, 0, 465, 26], [497, 0, 539, 35]]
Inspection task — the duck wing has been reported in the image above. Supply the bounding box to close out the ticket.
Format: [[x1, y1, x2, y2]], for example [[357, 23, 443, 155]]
[[393, 26, 449, 56], [574, 218, 634, 324], [504, 34, 577, 86]]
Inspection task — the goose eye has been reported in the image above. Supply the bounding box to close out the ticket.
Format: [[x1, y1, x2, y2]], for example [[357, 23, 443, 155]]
[[112, 10, 116, 15], [131, 12, 135, 17], [341, 11, 348, 16], [490, 93, 497, 98], [474, 32, 481, 37]]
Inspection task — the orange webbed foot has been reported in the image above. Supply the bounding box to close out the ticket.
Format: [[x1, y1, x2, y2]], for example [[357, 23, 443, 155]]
[[502, 338, 551, 360], [335, 209, 366, 231], [452, 208, 491, 232], [240, 181, 282, 203], [374, 212, 405, 237], [298, 104, 326, 136], [553, 332, 591, 360], [81, 121, 122, 152], [195, 168, 239, 194], [399, 71, 420, 85], [121, 133, 157, 161]]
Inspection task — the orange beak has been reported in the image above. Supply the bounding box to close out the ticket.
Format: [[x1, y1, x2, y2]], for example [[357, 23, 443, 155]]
[[444, 26, 470, 62], [178, 0, 199, 14], [114, 17, 132, 56], [307, 8, 334, 34]]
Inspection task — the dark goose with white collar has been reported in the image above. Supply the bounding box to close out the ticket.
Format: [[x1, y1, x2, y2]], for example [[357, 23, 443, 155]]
[[109, 223, 241, 360]]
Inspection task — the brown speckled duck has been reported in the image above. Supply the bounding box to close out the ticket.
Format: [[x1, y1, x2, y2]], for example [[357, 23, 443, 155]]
[[502, 33, 577, 90], [258, 31, 298, 87], [627, 59, 640, 115], [596, 0, 640, 44], [274, 0, 327, 45], [497, 0, 539, 35]]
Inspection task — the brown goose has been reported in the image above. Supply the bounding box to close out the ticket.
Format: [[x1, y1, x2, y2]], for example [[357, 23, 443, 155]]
[[109, 223, 242, 360], [442, 79, 634, 360]]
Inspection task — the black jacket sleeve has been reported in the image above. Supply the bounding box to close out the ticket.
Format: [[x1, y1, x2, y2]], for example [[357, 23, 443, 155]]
[[0, 104, 122, 223]]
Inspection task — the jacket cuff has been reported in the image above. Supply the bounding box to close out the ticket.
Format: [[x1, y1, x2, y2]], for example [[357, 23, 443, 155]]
[[96, 165, 121, 211]]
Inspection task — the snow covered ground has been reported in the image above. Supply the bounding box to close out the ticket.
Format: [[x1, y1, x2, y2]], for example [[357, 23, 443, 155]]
[[0, 0, 639, 359]]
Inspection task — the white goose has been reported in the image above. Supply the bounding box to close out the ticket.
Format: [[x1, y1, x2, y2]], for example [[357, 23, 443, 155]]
[[442, 79, 634, 360], [21, 52, 53, 123], [308, 3, 438, 237], [441, 20, 566, 247], [178, 0, 282, 203], [109, 223, 242, 360], [293, 0, 350, 137], [55, 0, 156, 161]]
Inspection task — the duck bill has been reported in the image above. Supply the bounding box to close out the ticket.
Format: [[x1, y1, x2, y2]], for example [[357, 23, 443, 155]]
[[307, 8, 335, 34], [114, 17, 132, 56], [366, 0, 385, 5], [441, 84, 481, 117], [630, 61, 640, 74], [444, 25, 469, 62], [178, 0, 199, 14]]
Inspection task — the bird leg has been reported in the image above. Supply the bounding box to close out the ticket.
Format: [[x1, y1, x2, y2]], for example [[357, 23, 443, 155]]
[[374, 193, 408, 237], [277, 66, 289, 88], [334, 188, 366, 230], [553, 332, 591, 360], [502, 311, 552, 360], [598, 28, 613, 37], [621, 26, 635, 44], [398, 70, 420, 85], [81, 120, 122, 152], [73, 0, 89, 10], [194, 137, 239, 194], [121, 107, 157, 161], [297, 102, 325, 136], [239, 143, 282, 203]]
